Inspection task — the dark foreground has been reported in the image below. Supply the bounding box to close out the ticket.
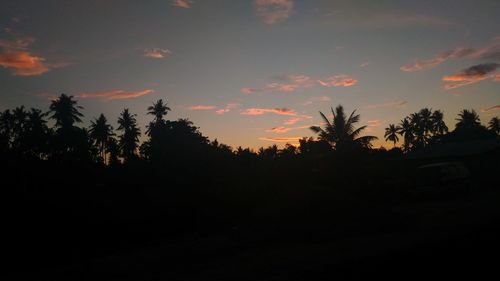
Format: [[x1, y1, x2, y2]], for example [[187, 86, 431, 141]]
[[5, 182, 500, 280]]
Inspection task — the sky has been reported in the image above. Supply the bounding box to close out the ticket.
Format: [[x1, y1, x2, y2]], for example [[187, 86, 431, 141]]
[[0, 0, 499, 149]]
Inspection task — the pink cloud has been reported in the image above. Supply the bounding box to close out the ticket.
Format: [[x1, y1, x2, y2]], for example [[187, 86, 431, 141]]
[[78, 89, 155, 100], [0, 51, 50, 76], [284, 117, 300, 125], [241, 107, 297, 116], [443, 63, 499, 89], [241, 87, 263, 94], [481, 105, 500, 113], [254, 0, 294, 25], [317, 75, 358, 87], [266, 126, 291, 133], [144, 48, 172, 59], [266, 82, 299, 92], [171, 0, 191, 8], [188, 105, 217, 110]]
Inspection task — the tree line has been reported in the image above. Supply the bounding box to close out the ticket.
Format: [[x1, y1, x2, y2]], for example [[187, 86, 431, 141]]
[[0, 94, 499, 165]]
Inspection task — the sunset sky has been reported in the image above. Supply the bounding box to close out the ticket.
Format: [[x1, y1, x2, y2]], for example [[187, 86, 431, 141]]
[[1, 0, 499, 149]]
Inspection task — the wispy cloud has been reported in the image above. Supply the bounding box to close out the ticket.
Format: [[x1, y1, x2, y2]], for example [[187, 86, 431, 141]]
[[360, 62, 370, 68], [481, 105, 500, 112], [364, 100, 407, 109], [254, 0, 294, 25], [443, 63, 499, 89], [265, 125, 310, 133], [144, 48, 172, 59], [0, 51, 50, 76], [241, 87, 264, 94], [171, 0, 192, 9], [241, 107, 297, 116], [258, 137, 302, 143], [243, 73, 357, 94], [78, 89, 155, 100], [317, 75, 358, 87], [215, 103, 240, 115], [0, 34, 64, 76], [188, 105, 217, 110], [283, 117, 300, 125], [401, 41, 500, 72]]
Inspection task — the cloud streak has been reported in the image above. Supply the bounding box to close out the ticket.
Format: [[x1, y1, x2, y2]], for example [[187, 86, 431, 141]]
[[317, 75, 358, 87], [188, 105, 217, 110], [254, 0, 294, 25], [481, 105, 500, 112], [171, 0, 192, 8], [443, 63, 499, 89], [78, 89, 155, 100], [144, 48, 172, 59], [364, 100, 408, 109], [241, 107, 297, 116]]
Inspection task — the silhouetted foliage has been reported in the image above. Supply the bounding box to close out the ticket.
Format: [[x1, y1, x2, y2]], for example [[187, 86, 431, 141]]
[[310, 105, 378, 151], [117, 108, 141, 163]]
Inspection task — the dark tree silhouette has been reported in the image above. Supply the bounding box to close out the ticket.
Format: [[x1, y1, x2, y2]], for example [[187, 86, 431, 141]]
[[147, 99, 171, 124], [397, 118, 414, 153], [431, 110, 448, 135], [49, 94, 83, 130], [117, 108, 141, 163], [455, 109, 481, 130], [89, 113, 115, 163], [488, 117, 500, 135], [23, 108, 50, 158], [384, 124, 400, 147], [310, 105, 377, 151]]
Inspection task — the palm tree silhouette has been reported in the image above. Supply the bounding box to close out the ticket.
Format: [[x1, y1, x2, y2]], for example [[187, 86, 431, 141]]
[[455, 109, 481, 129], [24, 108, 50, 157], [49, 94, 83, 130], [384, 124, 400, 147], [147, 99, 171, 123], [117, 108, 141, 162], [397, 118, 414, 153], [0, 109, 15, 150], [310, 105, 378, 150], [431, 110, 448, 135], [89, 113, 115, 163], [488, 117, 499, 135]]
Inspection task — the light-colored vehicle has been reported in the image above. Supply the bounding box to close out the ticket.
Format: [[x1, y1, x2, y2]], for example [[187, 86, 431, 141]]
[[411, 162, 472, 196]]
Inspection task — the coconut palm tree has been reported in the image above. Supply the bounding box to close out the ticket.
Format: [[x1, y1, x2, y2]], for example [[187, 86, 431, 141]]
[[310, 105, 378, 150], [117, 108, 141, 162], [89, 113, 115, 163], [147, 99, 171, 123], [488, 117, 500, 135], [397, 118, 414, 153], [431, 110, 448, 135], [384, 124, 400, 147], [0, 109, 15, 150], [455, 109, 481, 129], [49, 94, 83, 130]]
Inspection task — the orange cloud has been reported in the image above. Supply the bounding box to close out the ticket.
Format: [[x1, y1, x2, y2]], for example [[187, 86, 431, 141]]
[[0, 37, 35, 50], [254, 0, 294, 25], [215, 103, 241, 115], [284, 117, 300, 125], [188, 105, 217, 110], [318, 75, 358, 87], [171, 0, 191, 8], [266, 126, 291, 133], [241, 87, 263, 94], [241, 107, 297, 116], [481, 105, 500, 112], [78, 89, 155, 100], [443, 63, 499, 89], [144, 48, 171, 59], [266, 125, 310, 133], [0, 51, 50, 76]]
